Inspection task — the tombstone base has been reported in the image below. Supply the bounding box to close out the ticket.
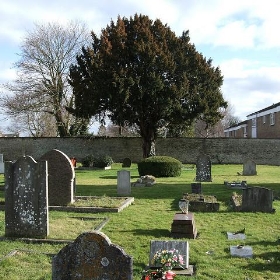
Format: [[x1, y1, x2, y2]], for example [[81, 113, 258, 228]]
[[171, 213, 197, 239], [145, 265, 195, 276]]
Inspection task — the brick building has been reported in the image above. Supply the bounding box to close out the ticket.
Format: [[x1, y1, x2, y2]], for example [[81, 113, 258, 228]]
[[224, 102, 280, 138]]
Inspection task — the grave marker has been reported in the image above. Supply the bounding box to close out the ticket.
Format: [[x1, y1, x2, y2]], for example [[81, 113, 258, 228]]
[[117, 170, 131, 196], [5, 156, 49, 238], [243, 159, 257, 176], [40, 149, 75, 206], [191, 182, 202, 194], [241, 186, 274, 212], [195, 154, 212, 182], [52, 231, 133, 280], [0, 154, 4, 173], [122, 158, 132, 168], [149, 240, 189, 269], [230, 245, 253, 258]]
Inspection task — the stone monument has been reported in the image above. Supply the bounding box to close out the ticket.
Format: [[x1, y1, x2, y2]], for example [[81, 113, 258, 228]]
[[5, 155, 49, 238], [52, 231, 133, 279]]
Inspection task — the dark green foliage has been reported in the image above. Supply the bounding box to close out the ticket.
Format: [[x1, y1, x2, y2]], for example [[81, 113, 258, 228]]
[[138, 156, 182, 177], [81, 155, 95, 167], [70, 14, 227, 157], [82, 155, 113, 168]]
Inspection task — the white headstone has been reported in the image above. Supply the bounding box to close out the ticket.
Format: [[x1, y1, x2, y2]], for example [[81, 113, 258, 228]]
[[0, 154, 4, 173], [117, 170, 131, 195]]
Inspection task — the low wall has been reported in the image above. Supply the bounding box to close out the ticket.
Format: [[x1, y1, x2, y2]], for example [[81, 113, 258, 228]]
[[0, 137, 280, 165]]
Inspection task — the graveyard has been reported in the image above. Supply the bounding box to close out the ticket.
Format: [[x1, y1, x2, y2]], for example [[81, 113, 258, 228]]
[[0, 161, 280, 279]]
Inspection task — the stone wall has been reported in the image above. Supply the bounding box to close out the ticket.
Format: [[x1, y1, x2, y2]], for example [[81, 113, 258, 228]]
[[1, 137, 280, 165]]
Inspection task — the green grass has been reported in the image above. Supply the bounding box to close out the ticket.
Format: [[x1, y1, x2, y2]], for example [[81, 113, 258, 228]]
[[0, 163, 280, 279]]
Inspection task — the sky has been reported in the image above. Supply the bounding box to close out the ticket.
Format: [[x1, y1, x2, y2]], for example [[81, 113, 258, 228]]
[[1, 0, 280, 133]]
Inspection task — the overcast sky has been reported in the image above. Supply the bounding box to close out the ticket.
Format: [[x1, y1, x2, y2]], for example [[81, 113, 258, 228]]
[[1, 0, 280, 132]]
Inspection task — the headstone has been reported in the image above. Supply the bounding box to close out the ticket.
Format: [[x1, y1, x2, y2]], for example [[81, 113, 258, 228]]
[[122, 158, 132, 168], [0, 154, 4, 173], [117, 170, 131, 196], [241, 186, 274, 212], [52, 231, 133, 280], [243, 159, 257, 175], [40, 149, 75, 206], [5, 156, 49, 238], [171, 213, 197, 239], [195, 154, 212, 182], [191, 182, 202, 194], [230, 245, 253, 258], [149, 240, 189, 269]]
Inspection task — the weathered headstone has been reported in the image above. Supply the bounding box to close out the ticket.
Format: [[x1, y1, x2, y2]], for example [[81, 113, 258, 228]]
[[191, 182, 202, 194], [195, 154, 212, 182], [241, 186, 274, 212], [149, 240, 189, 269], [40, 149, 75, 206], [0, 154, 4, 173], [52, 231, 133, 280], [122, 158, 132, 168], [117, 170, 131, 196], [243, 159, 257, 175], [5, 156, 49, 238]]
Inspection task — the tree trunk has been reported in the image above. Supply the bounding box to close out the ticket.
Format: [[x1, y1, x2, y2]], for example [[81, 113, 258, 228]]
[[142, 138, 156, 158]]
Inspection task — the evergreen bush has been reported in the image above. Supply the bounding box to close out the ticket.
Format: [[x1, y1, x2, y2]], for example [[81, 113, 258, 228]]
[[138, 156, 182, 177], [82, 154, 113, 168]]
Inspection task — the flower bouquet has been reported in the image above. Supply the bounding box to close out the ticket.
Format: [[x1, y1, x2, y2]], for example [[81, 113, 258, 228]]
[[152, 249, 184, 271]]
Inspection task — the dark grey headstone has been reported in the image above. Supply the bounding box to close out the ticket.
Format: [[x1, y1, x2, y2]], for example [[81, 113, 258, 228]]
[[0, 154, 4, 173], [40, 149, 75, 206], [122, 158, 132, 168], [243, 159, 257, 175], [241, 186, 273, 212], [191, 182, 202, 194], [149, 240, 189, 269], [5, 156, 49, 238], [195, 154, 212, 182], [52, 231, 133, 280]]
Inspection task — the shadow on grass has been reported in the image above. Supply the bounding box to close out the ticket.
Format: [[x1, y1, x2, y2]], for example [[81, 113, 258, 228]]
[[245, 251, 280, 273], [99, 175, 139, 179], [125, 228, 171, 238]]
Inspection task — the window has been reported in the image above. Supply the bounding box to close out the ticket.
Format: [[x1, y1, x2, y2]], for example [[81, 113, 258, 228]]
[[263, 115, 266, 124], [252, 118, 256, 127], [270, 113, 275, 125]]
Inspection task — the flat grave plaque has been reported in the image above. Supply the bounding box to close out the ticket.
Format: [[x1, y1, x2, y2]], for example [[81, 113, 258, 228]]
[[230, 245, 253, 258]]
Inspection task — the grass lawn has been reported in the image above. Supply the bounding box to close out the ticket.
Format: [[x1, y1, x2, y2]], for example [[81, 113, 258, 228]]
[[0, 163, 280, 279]]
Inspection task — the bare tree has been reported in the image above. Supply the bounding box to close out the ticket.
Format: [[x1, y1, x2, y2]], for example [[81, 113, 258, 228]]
[[194, 103, 241, 137], [1, 21, 90, 136]]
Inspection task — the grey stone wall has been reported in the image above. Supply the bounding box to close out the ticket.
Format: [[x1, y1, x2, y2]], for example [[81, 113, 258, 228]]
[[0, 137, 280, 165]]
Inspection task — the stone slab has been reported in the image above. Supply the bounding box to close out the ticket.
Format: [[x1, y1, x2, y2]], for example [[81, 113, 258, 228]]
[[230, 245, 253, 258], [227, 232, 246, 240]]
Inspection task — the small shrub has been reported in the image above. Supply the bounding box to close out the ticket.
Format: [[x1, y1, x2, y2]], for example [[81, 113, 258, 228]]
[[138, 156, 182, 177], [94, 155, 113, 168], [81, 155, 94, 167], [81, 154, 113, 168]]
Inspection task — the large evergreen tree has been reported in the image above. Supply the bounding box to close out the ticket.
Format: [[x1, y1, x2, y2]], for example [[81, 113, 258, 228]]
[[69, 14, 227, 157]]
